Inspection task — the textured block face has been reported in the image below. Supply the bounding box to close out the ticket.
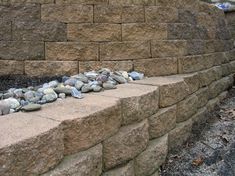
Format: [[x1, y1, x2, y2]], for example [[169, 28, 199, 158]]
[[102, 161, 135, 176], [94, 5, 122, 23], [134, 135, 168, 176], [0, 0, 54, 4], [45, 42, 99, 61], [100, 41, 151, 61], [0, 60, 24, 75], [196, 87, 209, 109], [149, 105, 176, 139], [42, 144, 102, 176], [0, 4, 40, 21], [79, 60, 133, 73], [134, 58, 178, 77], [122, 23, 167, 41], [168, 23, 194, 40], [0, 114, 64, 176], [0, 20, 11, 41], [151, 40, 187, 58], [145, 6, 178, 23], [41, 4, 93, 23], [122, 6, 145, 23], [109, 0, 155, 5], [12, 21, 67, 41], [103, 120, 149, 170], [67, 23, 121, 42], [176, 94, 198, 123], [0, 41, 44, 60], [168, 119, 192, 151], [56, 0, 108, 4], [25, 61, 78, 76]]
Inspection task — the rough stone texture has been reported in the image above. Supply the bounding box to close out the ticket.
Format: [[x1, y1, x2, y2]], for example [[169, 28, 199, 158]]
[[133, 77, 190, 107], [149, 105, 176, 139], [198, 67, 219, 87], [196, 87, 209, 109], [41, 4, 93, 23], [67, 23, 121, 42], [0, 60, 24, 75], [78, 60, 133, 73], [42, 144, 102, 176], [151, 40, 187, 58], [25, 61, 78, 76], [109, 0, 155, 5], [187, 40, 205, 55], [0, 20, 11, 41], [12, 21, 67, 41], [167, 23, 194, 40], [218, 91, 228, 101], [56, 0, 109, 4], [0, 0, 54, 4], [46, 42, 99, 61], [32, 95, 122, 155], [0, 113, 64, 176], [168, 119, 193, 151], [192, 107, 208, 125], [134, 58, 178, 77], [99, 84, 159, 126], [122, 23, 167, 41], [100, 41, 150, 61], [145, 6, 178, 23], [122, 6, 144, 23], [94, 5, 122, 23], [206, 97, 220, 112], [178, 55, 210, 74], [0, 4, 40, 21], [176, 94, 198, 123], [102, 161, 135, 176], [134, 135, 168, 176], [103, 120, 149, 170], [0, 41, 44, 60]]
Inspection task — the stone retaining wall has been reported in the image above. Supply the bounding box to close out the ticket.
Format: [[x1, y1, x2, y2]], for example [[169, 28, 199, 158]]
[[0, 0, 234, 77]]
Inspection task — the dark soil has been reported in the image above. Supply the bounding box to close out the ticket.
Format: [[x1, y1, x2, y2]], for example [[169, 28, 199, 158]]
[[161, 89, 235, 176], [0, 75, 63, 92]]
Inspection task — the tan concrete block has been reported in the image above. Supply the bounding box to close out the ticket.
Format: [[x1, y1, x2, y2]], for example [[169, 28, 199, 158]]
[[206, 97, 220, 112], [198, 67, 219, 87], [226, 50, 235, 61], [230, 61, 235, 73], [0, 0, 54, 4], [151, 40, 187, 58], [0, 60, 24, 75], [103, 120, 149, 170], [25, 61, 78, 76], [176, 94, 198, 123], [196, 87, 209, 109], [218, 91, 228, 101], [109, 0, 155, 5], [178, 55, 207, 74], [145, 6, 178, 23], [94, 5, 122, 23], [56, 0, 108, 4], [192, 107, 208, 126], [149, 105, 176, 139], [0, 20, 11, 41], [122, 23, 167, 41], [204, 40, 215, 53], [168, 119, 192, 151], [79, 60, 133, 73], [133, 76, 190, 107], [134, 135, 168, 176], [167, 23, 194, 40], [0, 113, 63, 175], [99, 84, 159, 126], [31, 95, 122, 155], [41, 4, 93, 23], [221, 63, 232, 77], [122, 6, 145, 23], [102, 161, 134, 176], [134, 58, 178, 77], [100, 41, 150, 61], [156, 0, 198, 10], [45, 42, 99, 61], [68, 23, 121, 42], [187, 40, 205, 55], [42, 144, 102, 176]]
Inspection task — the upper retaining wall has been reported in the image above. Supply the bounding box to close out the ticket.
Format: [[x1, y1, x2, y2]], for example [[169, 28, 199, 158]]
[[0, 0, 234, 77]]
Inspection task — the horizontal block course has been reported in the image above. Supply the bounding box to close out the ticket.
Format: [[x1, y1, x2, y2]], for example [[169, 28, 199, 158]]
[[0, 20, 11, 41], [41, 4, 93, 23], [68, 23, 121, 42], [45, 42, 99, 61]]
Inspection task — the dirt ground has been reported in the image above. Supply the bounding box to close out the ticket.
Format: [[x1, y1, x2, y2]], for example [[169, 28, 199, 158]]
[[161, 89, 235, 176]]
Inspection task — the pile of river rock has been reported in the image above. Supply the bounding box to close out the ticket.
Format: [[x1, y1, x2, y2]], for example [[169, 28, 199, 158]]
[[0, 69, 144, 116]]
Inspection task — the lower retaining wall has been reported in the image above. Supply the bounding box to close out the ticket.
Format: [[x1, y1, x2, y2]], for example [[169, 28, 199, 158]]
[[0, 62, 234, 175]]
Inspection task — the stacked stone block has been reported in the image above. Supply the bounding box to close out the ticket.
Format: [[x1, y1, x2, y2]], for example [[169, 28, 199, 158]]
[[0, 0, 234, 77]]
